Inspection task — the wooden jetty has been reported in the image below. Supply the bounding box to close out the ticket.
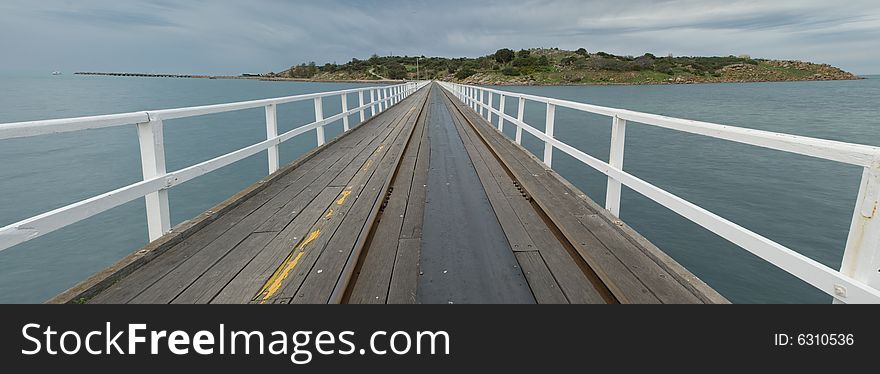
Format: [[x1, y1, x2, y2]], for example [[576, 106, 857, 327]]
[[47, 83, 725, 304]]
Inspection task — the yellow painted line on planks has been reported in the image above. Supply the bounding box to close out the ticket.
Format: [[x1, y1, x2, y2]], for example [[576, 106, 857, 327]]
[[336, 188, 352, 205], [256, 229, 321, 303]]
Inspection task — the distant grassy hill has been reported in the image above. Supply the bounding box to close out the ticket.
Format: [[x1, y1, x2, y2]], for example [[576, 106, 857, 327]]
[[267, 48, 860, 85]]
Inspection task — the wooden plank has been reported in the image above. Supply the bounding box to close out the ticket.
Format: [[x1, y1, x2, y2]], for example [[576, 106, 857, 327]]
[[398, 100, 431, 241], [514, 251, 569, 304], [171, 232, 276, 303], [260, 97, 424, 303], [211, 186, 343, 303], [211, 94, 425, 304], [198, 122, 402, 303], [289, 93, 427, 304], [443, 89, 701, 303], [347, 96, 428, 304], [88, 179, 291, 304], [215, 101, 416, 304], [110, 105, 402, 303], [387, 239, 421, 304], [387, 103, 432, 304], [89, 101, 402, 304], [444, 97, 606, 304], [447, 93, 659, 303], [329, 90, 424, 187]]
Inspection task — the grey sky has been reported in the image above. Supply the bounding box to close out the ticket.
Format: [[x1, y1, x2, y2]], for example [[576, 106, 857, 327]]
[[1, 0, 878, 74]]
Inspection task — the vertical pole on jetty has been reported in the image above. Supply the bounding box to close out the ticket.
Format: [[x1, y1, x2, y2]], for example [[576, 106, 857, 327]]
[[543, 102, 555, 167], [359, 90, 366, 123], [137, 118, 171, 241], [471, 87, 477, 111], [487, 92, 494, 123], [370, 89, 377, 116], [379, 88, 386, 112], [606, 115, 627, 217], [840, 161, 880, 300], [265, 104, 279, 174], [498, 94, 506, 132], [515, 97, 525, 145], [341, 93, 350, 132], [314, 97, 325, 146], [479, 89, 484, 117]]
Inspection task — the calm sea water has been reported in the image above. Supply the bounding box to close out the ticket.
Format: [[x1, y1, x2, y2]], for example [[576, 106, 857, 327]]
[[1, 74, 878, 303]]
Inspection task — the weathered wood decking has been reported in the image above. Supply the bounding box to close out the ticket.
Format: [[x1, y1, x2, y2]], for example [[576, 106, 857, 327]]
[[53, 83, 726, 304]]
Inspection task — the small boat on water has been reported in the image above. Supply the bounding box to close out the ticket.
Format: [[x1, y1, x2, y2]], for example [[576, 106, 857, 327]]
[[51, 71, 62, 75]]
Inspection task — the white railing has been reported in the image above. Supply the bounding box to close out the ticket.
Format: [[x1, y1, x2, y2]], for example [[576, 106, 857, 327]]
[[0, 80, 430, 251], [438, 81, 880, 304]]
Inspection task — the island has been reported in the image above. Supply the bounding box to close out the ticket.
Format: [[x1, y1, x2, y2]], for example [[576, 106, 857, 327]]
[[77, 47, 861, 86]]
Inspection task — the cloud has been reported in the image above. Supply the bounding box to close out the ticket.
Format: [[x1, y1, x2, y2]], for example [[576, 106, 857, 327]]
[[0, 0, 878, 74]]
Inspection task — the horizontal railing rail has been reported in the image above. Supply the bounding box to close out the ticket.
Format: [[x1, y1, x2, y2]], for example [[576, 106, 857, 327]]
[[438, 81, 880, 304], [0, 80, 430, 252]]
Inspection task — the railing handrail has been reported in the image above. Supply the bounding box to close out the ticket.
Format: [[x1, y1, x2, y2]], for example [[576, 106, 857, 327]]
[[438, 81, 880, 304], [0, 83, 415, 141], [0, 80, 430, 253], [450, 85, 880, 167]]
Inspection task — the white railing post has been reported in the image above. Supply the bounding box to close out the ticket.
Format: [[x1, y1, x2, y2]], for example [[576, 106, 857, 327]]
[[479, 89, 484, 116], [341, 93, 350, 132], [543, 103, 555, 167], [314, 97, 325, 146], [358, 90, 366, 123], [515, 97, 525, 144], [839, 161, 880, 300], [605, 115, 627, 216], [265, 104, 279, 174], [377, 89, 382, 112], [487, 92, 494, 123], [137, 117, 171, 241], [370, 89, 377, 116], [498, 94, 506, 132], [472, 87, 477, 111]]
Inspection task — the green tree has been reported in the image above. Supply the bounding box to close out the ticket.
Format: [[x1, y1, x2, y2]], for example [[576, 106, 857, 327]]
[[501, 67, 521, 76], [575, 48, 588, 56], [517, 49, 531, 58], [455, 67, 475, 80], [494, 48, 515, 64], [385, 61, 407, 79]]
